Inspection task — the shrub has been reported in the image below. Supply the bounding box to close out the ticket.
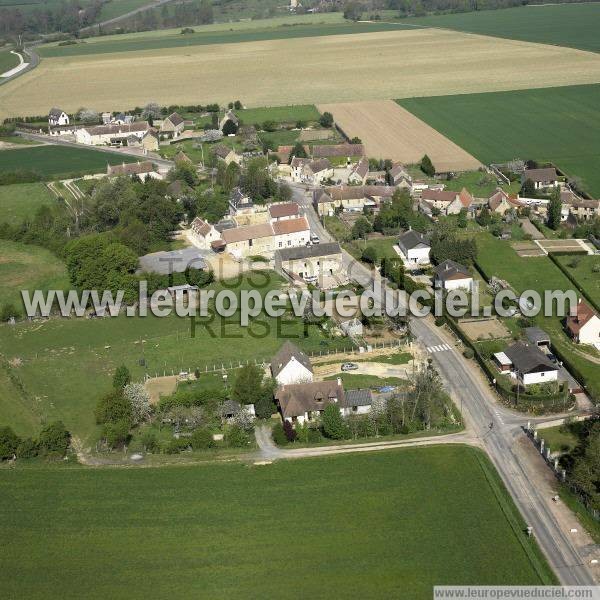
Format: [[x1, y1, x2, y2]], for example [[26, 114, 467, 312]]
[[164, 437, 190, 454], [16, 438, 38, 458], [0, 302, 20, 321], [283, 420, 297, 442], [38, 421, 70, 457], [140, 430, 159, 453], [191, 427, 214, 450], [272, 422, 287, 445], [322, 404, 347, 440], [307, 426, 322, 443], [102, 420, 130, 449], [463, 347, 474, 359], [434, 317, 446, 327], [225, 425, 250, 448], [0, 425, 20, 459], [319, 112, 333, 128], [95, 390, 132, 426]]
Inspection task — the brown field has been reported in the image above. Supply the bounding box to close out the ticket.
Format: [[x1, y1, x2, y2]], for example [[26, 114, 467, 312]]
[[318, 100, 481, 171], [2, 28, 600, 119], [536, 239, 590, 253], [459, 318, 511, 341], [511, 241, 546, 257]]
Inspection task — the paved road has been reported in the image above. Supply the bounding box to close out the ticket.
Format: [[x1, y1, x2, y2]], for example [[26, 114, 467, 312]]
[[290, 183, 597, 586], [0, 45, 40, 86], [80, 0, 176, 34]]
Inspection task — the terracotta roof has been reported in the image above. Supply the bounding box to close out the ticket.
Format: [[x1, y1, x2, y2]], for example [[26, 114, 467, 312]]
[[107, 161, 155, 176], [222, 222, 274, 244], [458, 187, 473, 208], [270, 341, 313, 378], [421, 189, 457, 203], [269, 202, 299, 219], [276, 145, 309, 163], [489, 189, 510, 211], [272, 216, 310, 235], [566, 300, 598, 335], [275, 380, 344, 419], [191, 217, 212, 237], [312, 143, 364, 158]]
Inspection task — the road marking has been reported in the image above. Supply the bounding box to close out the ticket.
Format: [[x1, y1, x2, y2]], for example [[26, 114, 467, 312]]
[[427, 344, 451, 353]]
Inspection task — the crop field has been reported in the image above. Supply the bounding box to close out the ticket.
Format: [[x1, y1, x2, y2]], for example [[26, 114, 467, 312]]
[[0, 272, 348, 442], [4, 28, 600, 121], [0, 446, 554, 598], [0, 145, 138, 179], [399, 84, 600, 196], [403, 3, 600, 54], [318, 100, 480, 171], [0, 182, 57, 225]]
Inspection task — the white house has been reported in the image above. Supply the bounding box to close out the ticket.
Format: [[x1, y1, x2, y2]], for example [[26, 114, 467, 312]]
[[75, 122, 150, 146], [290, 157, 333, 184], [347, 157, 369, 185], [566, 299, 600, 346], [270, 341, 314, 385], [397, 230, 430, 265], [521, 167, 559, 191], [502, 342, 559, 386], [190, 217, 221, 249], [48, 107, 69, 126], [421, 188, 473, 216], [433, 259, 473, 292]]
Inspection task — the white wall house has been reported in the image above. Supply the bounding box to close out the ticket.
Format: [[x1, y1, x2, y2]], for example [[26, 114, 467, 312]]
[[190, 217, 221, 249], [48, 108, 69, 126], [397, 230, 430, 265], [566, 299, 600, 346], [433, 260, 473, 292], [503, 342, 559, 386], [270, 341, 314, 385]]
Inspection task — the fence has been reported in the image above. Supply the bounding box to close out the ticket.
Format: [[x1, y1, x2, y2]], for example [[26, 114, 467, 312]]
[[525, 422, 599, 523]]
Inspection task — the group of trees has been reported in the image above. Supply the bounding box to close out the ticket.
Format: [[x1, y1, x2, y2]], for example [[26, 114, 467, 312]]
[[430, 221, 477, 265], [0, 421, 70, 460], [373, 188, 429, 234]]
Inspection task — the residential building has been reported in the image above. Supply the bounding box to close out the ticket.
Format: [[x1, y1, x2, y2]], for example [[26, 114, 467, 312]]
[[433, 259, 473, 292], [290, 157, 333, 184], [48, 107, 69, 126], [213, 144, 241, 165], [174, 150, 193, 165], [422, 188, 472, 216], [274, 242, 343, 281], [268, 202, 300, 221], [160, 112, 185, 138], [141, 128, 159, 152], [312, 143, 365, 160], [275, 379, 344, 424], [566, 198, 600, 221], [190, 217, 221, 249], [397, 230, 430, 265], [106, 161, 162, 181], [521, 167, 559, 190], [341, 389, 373, 417], [75, 122, 151, 146], [229, 187, 254, 215], [274, 144, 309, 164], [313, 185, 396, 216], [219, 110, 239, 132], [389, 163, 412, 187], [524, 327, 551, 349], [270, 341, 314, 385], [499, 342, 559, 386], [488, 189, 523, 215], [348, 157, 369, 185], [566, 299, 600, 346]]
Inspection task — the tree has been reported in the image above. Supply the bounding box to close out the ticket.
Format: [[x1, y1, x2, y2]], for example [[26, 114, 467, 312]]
[[381, 257, 404, 287], [255, 380, 276, 420], [420, 154, 435, 177], [547, 187, 562, 230], [95, 389, 133, 425], [76, 107, 99, 124], [457, 208, 468, 229], [222, 119, 238, 136], [0, 425, 20, 459], [477, 206, 492, 227], [16, 437, 38, 458], [0, 302, 19, 321], [102, 420, 130, 449], [290, 142, 308, 160], [430, 222, 477, 265], [225, 425, 250, 447], [231, 364, 266, 408], [361, 245, 378, 265], [191, 427, 214, 449], [113, 365, 131, 390], [350, 136, 362, 144], [234, 100, 242, 110], [38, 421, 70, 456], [520, 178, 536, 198], [343, 1, 363, 21], [319, 111, 334, 128], [283, 420, 297, 442], [351, 216, 373, 240], [322, 404, 347, 439], [141, 102, 162, 120], [123, 383, 152, 425]]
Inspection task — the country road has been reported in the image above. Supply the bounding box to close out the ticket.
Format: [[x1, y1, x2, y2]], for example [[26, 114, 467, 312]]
[[0, 45, 39, 86], [80, 0, 176, 34], [290, 183, 598, 586]]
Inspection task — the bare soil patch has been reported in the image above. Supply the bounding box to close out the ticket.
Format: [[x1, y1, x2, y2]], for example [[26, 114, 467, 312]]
[[459, 317, 511, 341]]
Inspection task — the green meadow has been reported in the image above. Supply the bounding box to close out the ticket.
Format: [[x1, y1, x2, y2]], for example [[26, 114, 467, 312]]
[[0, 182, 58, 225]]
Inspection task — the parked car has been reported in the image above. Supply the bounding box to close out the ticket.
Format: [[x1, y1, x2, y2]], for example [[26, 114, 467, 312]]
[[378, 385, 397, 393], [310, 234, 320, 244], [341, 362, 358, 371]]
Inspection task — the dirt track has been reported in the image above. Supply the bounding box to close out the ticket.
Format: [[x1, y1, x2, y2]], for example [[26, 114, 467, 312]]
[[318, 100, 481, 171]]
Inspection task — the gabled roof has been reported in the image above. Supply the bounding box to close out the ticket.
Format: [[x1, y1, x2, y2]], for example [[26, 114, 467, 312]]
[[312, 144, 364, 158], [88, 122, 149, 136], [566, 299, 599, 335], [421, 189, 457, 203], [213, 143, 233, 159], [229, 187, 252, 209], [272, 216, 310, 235], [433, 259, 471, 281], [390, 163, 410, 180], [49, 107, 65, 117], [275, 380, 344, 418], [504, 342, 558, 374], [174, 150, 193, 164], [222, 222, 273, 244], [191, 217, 212, 237], [271, 341, 313, 378], [489, 189, 511, 211], [107, 161, 155, 176], [269, 202, 299, 219], [525, 327, 550, 345], [458, 187, 473, 208], [306, 158, 331, 174], [165, 112, 184, 126], [276, 242, 341, 261], [350, 157, 369, 179], [522, 167, 558, 183], [341, 388, 373, 408], [398, 229, 429, 252], [167, 180, 192, 198], [315, 185, 396, 202]]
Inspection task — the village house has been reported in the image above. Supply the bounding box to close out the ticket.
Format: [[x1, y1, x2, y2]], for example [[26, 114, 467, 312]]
[[48, 124, 85, 137], [566, 198, 600, 221], [270, 341, 314, 385], [290, 157, 333, 184], [174, 150, 193, 165], [75, 122, 151, 146], [347, 157, 369, 185], [213, 143, 241, 165], [190, 217, 221, 249], [160, 112, 185, 139], [433, 259, 473, 292], [389, 163, 412, 188], [397, 230, 430, 265], [106, 161, 162, 181], [521, 167, 559, 190], [422, 188, 472, 216], [313, 185, 396, 216], [141, 128, 159, 152], [488, 188, 524, 215], [48, 107, 69, 126], [229, 187, 254, 215], [566, 299, 600, 346], [219, 110, 239, 132], [166, 180, 193, 201], [494, 342, 559, 386], [274, 242, 343, 282], [312, 143, 365, 161], [268, 202, 299, 221]]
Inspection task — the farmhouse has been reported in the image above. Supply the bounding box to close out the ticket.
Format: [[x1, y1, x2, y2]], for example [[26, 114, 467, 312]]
[[565, 299, 600, 346], [566, 198, 600, 221], [160, 112, 185, 138], [397, 230, 430, 265], [488, 189, 524, 215], [501, 342, 559, 386], [274, 144, 310, 164], [141, 128, 159, 151], [422, 188, 472, 216], [270, 341, 314, 385], [48, 107, 69, 126], [290, 157, 333, 184], [106, 161, 162, 181], [312, 143, 365, 160], [190, 217, 221, 249], [433, 260, 473, 292], [268, 202, 299, 221], [521, 168, 559, 190], [220, 110, 239, 132], [348, 157, 369, 185], [389, 163, 412, 188], [313, 185, 396, 216], [274, 242, 343, 281], [275, 379, 344, 424], [75, 122, 151, 146], [213, 144, 241, 165]]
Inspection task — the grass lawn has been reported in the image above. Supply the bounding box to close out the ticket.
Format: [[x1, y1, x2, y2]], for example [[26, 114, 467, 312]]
[[537, 425, 578, 455], [401, 4, 600, 53], [39, 20, 418, 57], [442, 170, 520, 198], [237, 104, 321, 126], [326, 373, 409, 390], [346, 237, 399, 264], [0, 446, 555, 598], [0, 239, 69, 309], [0, 182, 57, 225], [159, 139, 205, 163], [324, 215, 351, 242], [97, 0, 150, 21], [0, 273, 347, 442], [555, 255, 600, 309], [0, 49, 19, 74], [0, 145, 138, 179], [474, 233, 600, 401], [398, 84, 600, 197], [258, 129, 300, 149]]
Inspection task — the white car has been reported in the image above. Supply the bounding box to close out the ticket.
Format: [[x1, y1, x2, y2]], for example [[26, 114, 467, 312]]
[[310, 234, 320, 244]]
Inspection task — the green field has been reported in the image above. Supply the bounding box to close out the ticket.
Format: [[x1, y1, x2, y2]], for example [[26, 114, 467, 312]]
[[0, 182, 57, 225], [0, 446, 555, 598], [97, 0, 151, 21], [555, 254, 600, 309], [537, 425, 578, 455], [399, 84, 600, 196], [474, 233, 600, 400], [402, 4, 600, 54], [0, 145, 138, 179], [0, 272, 349, 442], [0, 239, 69, 309], [0, 49, 20, 74], [38, 20, 419, 57]]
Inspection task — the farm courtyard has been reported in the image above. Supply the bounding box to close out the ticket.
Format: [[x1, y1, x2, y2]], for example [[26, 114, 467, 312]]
[[2, 28, 600, 119], [0, 447, 554, 599]]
